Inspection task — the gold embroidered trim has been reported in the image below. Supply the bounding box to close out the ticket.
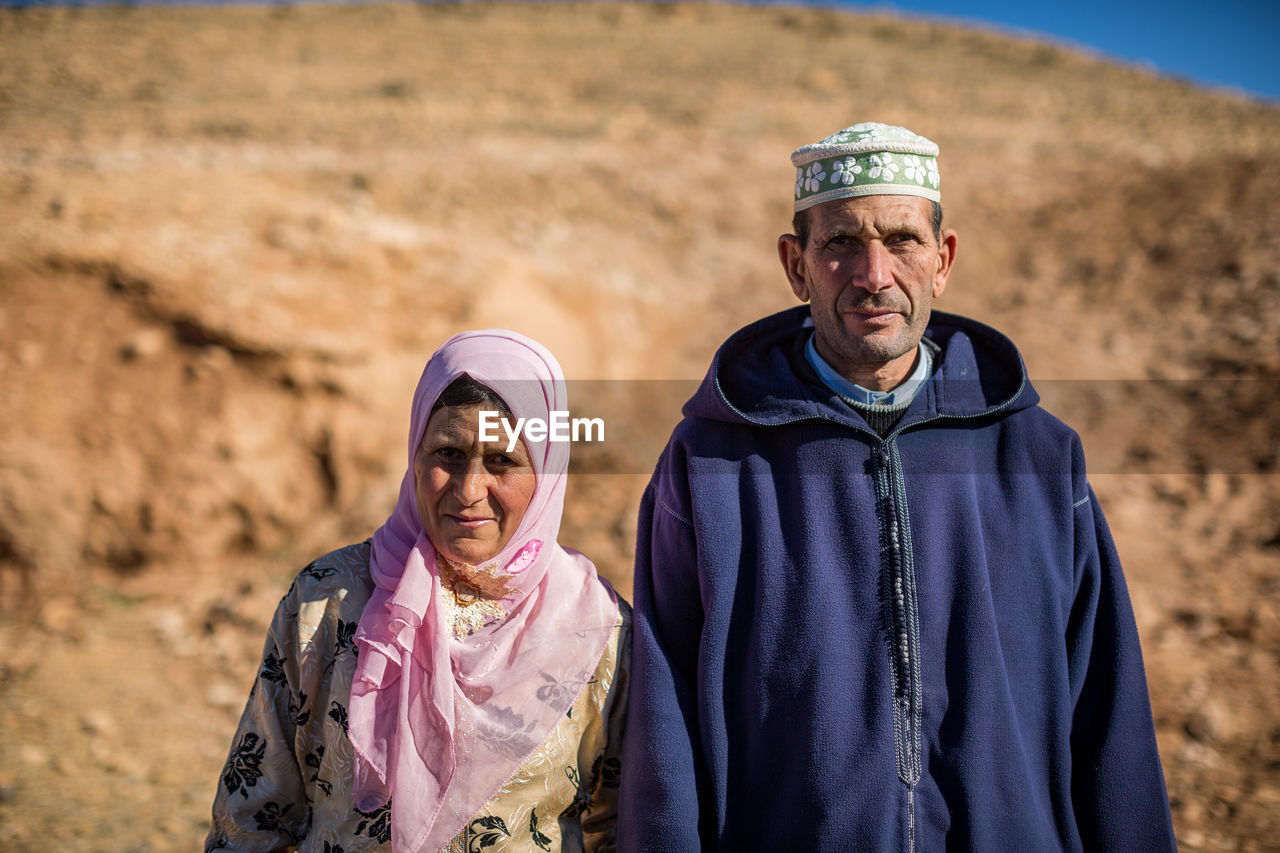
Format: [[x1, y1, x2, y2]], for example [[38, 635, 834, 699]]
[[437, 553, 516, 640]]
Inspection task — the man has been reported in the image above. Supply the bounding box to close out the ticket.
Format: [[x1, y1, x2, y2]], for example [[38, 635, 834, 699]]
[[618, 123, 1176, 851]]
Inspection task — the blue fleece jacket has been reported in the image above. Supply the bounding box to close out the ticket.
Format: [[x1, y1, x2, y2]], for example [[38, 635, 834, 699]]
[[619, 306, 1175, 851]]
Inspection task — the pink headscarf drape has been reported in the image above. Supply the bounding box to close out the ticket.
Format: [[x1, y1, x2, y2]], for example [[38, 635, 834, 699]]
[[349, 330, 618, 852]]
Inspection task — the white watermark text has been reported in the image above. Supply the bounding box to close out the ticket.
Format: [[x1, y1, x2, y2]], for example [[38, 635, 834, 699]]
[[478, 410, 605, 452]]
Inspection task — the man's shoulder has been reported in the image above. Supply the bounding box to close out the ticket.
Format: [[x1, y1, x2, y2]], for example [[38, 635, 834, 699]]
[[1009, 399, 1080, 435], [662, 409, 794, 460]]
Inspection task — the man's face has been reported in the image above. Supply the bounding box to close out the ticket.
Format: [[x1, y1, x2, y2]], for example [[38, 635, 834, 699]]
[[778, 195, 957, 388]]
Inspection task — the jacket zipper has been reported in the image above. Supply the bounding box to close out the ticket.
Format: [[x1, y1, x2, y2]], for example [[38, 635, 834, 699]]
[[873, 440, 923, 852]]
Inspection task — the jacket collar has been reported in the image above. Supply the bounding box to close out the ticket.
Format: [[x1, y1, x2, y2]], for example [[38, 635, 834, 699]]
[[686, 306, 1037, 431]]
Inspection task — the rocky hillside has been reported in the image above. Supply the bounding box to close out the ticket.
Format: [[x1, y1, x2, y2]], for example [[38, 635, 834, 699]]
[[1, 3, 1277, 850]]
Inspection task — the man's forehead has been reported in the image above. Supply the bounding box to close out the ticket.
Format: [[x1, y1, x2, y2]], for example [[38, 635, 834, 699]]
[[808, 195, 933, 233]]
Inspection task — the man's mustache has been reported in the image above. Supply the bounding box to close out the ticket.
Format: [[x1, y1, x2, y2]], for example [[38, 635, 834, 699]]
[[840, 294, 908, 313]]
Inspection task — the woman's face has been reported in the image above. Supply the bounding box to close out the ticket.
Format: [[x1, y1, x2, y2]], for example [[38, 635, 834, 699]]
[[414, 403, 537, 566]]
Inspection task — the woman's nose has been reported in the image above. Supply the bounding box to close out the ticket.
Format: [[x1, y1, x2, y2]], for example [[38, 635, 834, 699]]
[[454, 459, 489, 505]]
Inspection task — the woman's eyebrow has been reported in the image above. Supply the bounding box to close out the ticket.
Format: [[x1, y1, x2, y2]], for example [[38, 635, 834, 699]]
[[422, 425, 473, 444]]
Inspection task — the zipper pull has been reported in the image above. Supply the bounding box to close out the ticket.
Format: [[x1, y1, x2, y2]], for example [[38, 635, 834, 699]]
[[875, 444, 893, 468]]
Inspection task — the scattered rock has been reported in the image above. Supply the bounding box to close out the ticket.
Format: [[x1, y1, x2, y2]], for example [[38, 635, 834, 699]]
[[18, 745, 47, 767], [1180, 828, 1206, 849], [118, 328, 168, 361], [79, 710, 115, 736], [14, 341, 42, 368], [152, 608, 194, 656], [37, 598, 80, 635]]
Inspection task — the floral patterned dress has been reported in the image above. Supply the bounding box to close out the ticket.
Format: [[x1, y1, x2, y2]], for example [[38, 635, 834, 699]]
[[206, 541, 629, 853]]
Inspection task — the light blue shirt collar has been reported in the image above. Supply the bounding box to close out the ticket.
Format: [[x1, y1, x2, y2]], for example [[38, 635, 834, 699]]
[[805, 334, 932, 409]]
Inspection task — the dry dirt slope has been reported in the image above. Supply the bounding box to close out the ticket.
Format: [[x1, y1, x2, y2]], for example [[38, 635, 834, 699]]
[[1, 2, 1278, 850]]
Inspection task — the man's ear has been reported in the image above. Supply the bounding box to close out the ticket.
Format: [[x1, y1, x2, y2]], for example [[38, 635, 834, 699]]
[[778, 234, 810, 302], [932, 228, 958, 298]]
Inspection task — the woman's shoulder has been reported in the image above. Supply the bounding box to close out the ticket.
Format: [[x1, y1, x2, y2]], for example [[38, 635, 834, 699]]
[[603, 581, 632, 638], [283, 539, 376, 612], [586, 590, 631, 687], [269, 540, 373, 673], [614, 592, 632, 626], [612, 594, 632, 657]]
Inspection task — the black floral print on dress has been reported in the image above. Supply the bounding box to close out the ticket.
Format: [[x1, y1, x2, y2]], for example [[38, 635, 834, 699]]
[[466, 815, 510, 851], [305, 745, 332, 796], [260, 648, 288, 684], [530, 808, 552, 851], [355, 801, 392, 843], [221, 731, 266, 798], [335, 619, 357, 655], [560, 764, 590, 820], [300, 560, 338, 583], [253, 801, 296, 839], [289, 689, 310, 727], [326, 619, 359, 673], [328, 699, 349, 736]]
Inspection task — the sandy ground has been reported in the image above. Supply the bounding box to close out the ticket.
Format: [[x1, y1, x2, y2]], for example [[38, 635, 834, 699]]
[[1, 3, 1278, 850]]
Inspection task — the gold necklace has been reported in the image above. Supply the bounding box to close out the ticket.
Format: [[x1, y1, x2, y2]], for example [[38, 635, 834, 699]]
[[436, 553, 516, 640]]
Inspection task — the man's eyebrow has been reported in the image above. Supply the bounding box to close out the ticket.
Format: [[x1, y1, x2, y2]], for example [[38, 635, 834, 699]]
[[876, 220, 926, 234], [816, 222, 867, 238], [817, 220, 923, 238]]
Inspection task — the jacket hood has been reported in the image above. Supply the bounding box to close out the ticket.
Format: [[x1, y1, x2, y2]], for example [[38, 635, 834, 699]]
[[684, 305, 1038, 431]]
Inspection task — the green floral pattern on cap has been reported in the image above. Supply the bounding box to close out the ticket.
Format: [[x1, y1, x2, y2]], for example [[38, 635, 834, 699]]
[[791, 122, 941, 210]]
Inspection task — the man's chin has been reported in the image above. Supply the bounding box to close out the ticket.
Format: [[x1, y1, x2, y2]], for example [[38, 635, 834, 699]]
[[840, 331, 911, 357], [837, 312, 910, 341]]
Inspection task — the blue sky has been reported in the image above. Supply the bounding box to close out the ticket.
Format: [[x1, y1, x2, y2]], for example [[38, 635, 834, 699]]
[[828, 0, 1280, 103]]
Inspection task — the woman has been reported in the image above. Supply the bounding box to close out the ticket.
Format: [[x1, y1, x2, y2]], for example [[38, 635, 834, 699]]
[[207, 330, 629, 853]]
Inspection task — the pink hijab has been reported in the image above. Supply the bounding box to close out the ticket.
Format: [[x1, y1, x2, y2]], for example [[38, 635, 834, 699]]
[[349, 330, 619, 852]]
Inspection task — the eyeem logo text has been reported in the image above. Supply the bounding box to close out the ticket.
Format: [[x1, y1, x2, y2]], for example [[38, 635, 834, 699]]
[[478, 410, 605, 452]]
